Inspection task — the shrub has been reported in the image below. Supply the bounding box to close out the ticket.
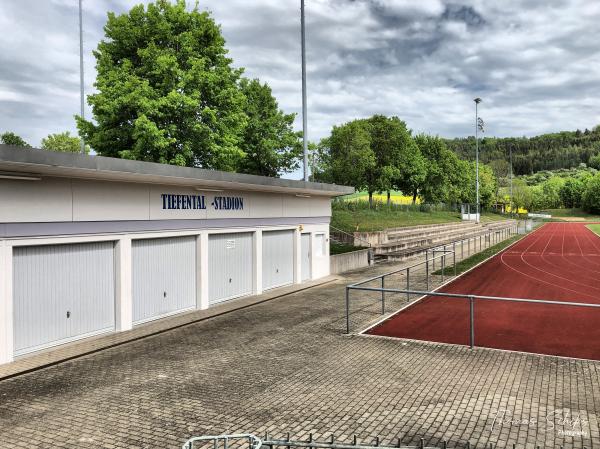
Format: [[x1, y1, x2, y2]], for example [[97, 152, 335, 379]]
[[582, 174, 600, 214]]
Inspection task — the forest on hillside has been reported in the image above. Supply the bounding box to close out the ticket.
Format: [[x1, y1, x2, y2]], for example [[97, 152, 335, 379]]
[[445, 126, 600, 175]]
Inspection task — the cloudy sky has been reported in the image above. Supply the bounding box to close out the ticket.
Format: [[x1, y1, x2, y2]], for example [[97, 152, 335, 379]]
[[1, 0, 600, 174]]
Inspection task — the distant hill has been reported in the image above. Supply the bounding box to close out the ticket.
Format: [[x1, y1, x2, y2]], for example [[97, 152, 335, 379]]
[[444, 126, 600, 175]]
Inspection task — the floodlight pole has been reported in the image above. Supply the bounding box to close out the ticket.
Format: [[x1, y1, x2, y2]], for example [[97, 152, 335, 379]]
[[79, 0, 85, 153], [301, 0, 309, 182], [474, 98, 482, 223], [509, 144, 513, 216]]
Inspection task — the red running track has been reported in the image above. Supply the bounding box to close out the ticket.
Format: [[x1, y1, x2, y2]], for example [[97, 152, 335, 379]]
[[366, 222, 600, 360]]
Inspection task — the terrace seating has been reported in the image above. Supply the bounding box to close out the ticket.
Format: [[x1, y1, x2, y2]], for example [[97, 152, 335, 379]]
[[374, 220, 517, 262]]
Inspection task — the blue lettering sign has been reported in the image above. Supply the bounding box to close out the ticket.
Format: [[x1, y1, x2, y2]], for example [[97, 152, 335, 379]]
[[161, 194, 208, 211], [211, 196, 244, 210]]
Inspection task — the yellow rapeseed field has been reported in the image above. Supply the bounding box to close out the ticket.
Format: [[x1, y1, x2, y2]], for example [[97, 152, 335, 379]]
[[344, 193, 420, 205]]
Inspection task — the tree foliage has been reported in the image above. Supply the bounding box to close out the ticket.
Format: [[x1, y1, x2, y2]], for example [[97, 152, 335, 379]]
[[414, 134, 466, 204], [582, 174, 600, 214], [445, 128, 600, 175], [236, 78, 301, 177], [77, 0, 247, 171], [560, 178, 585, 208], [41, 132, 89, 154], [1, 132, 31, 147], [318, 116, 430, 205], [589, 153, 600, 170], [326, 120, 376, 195]]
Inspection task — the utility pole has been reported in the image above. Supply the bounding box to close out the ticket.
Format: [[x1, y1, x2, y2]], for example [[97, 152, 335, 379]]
[[301, 0, 308, 181], [509, 145, 513, 216], [474, 98, 482, 223], [79, 0, 85, 153]]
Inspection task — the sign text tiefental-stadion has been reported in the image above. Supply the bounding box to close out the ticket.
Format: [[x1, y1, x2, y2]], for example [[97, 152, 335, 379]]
[[160, 194, 244, 211]]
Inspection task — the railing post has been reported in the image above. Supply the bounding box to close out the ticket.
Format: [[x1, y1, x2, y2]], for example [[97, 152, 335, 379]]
[[345, 286, 350, 334], [406, 267, 410, 302], [381, 276, 385, 314], [441, 252, 445, 283], [426, 255, 430, 290], [454, 248, 457, 278], [469, 295, 475, 349]]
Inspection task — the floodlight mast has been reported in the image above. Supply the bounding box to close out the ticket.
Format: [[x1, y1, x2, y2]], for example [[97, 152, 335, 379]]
[[474, 97, 482, 223], [510, 144, 513, 216], [79, 0, 85, 153], [301, 0, 308, 182]]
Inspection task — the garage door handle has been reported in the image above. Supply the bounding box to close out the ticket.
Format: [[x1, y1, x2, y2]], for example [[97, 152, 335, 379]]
[[66, 311, 71, 319], [276, 268, 279, 273], [229, 278, 232, 283], [164, 291, 167, 298]]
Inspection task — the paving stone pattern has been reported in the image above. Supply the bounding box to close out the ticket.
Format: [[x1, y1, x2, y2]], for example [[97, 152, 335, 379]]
[[0, 249, 599, 448]]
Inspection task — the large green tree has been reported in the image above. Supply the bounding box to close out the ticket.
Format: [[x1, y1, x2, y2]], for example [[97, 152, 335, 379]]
[[461, 162, 497, 209], [237, 78, 301, 176], [42, 132, 89, 154], [582, 173, 600, 213], [559, 178, 585, 208], [414, 135, 464, 204], [77, 0, 247, 170], [366, 116, 425, 204], [511, 178, 532, 212], [326, 120, 376, 197], [1, 132, 31, 147]]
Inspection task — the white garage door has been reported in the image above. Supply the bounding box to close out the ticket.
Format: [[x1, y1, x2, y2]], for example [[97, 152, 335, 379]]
[[262, 230, 294, 290], [13, 242, 115, 356], [132, 236, 197, 324], [209, 232, 253, 305], [301, 233, 311, 281]]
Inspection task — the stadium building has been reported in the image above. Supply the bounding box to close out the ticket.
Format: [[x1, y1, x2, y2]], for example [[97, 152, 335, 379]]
[[0, 145, 352, 364]]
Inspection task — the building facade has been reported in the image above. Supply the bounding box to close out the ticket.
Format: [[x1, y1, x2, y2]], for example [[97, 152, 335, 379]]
[[0, 146, 353, 364]]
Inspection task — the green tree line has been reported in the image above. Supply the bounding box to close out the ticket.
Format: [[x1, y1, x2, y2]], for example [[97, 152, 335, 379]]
[[312, 115, 497, 208], [510, 167, 600, 214], [445, 127, 600, 176]]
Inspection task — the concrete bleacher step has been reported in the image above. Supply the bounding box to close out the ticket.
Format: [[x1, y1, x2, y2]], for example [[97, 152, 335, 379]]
[[374, 221, 507, 255], [375, 227, 488, 255], [377, 220, 516, 262], [386, 222, 482, 242]]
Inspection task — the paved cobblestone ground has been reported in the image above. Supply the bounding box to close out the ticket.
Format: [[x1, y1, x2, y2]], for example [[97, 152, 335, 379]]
[[0, 259, 599, 449]]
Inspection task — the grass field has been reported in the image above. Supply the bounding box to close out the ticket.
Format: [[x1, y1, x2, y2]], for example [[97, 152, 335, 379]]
[[543, 208, 600, 220], [588, 224, 600, 236], [433, 234, 523, 276], [331, 207, 509, 233]]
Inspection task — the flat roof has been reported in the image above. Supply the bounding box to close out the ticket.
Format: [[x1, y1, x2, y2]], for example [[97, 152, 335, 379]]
[[0, 145, 354, 197]]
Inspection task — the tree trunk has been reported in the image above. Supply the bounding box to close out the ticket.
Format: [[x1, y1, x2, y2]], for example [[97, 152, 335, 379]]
[[368, 191, 373, 208], [412, 191, 418, 204], [387, 191, 391, 206]]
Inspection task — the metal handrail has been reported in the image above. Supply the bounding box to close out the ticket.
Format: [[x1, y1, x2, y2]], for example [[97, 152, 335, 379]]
[[183, 434, 262, 449], [184, 432, 579, 449], [344, 222, 529, 333], [349, 286, 600, 349], [345, 248, 456, 333], [329, 225, 372, 247]]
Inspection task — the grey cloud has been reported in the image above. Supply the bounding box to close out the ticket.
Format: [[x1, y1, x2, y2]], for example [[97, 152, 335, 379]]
[[1, 0, 599, 179]]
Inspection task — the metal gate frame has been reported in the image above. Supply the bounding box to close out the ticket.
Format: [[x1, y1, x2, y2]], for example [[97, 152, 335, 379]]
[[182, 432, 580, 449]]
